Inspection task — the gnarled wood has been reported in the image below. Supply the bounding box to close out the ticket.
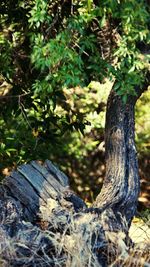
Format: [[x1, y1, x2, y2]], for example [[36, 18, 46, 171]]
[[94, 90, 140, 225], [1, 160, 86, 222], [0, 159, 129, 266], [0, 161, 91, 266]]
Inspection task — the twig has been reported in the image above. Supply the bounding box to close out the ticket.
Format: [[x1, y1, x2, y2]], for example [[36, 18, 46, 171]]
[[0, 92, 31, 99]]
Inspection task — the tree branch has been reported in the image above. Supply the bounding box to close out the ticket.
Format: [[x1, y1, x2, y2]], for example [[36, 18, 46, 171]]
[[0, 92, 31, 100]]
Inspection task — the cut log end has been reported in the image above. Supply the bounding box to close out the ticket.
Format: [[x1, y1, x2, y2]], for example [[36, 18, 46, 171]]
[[1, 160, 86, 223]]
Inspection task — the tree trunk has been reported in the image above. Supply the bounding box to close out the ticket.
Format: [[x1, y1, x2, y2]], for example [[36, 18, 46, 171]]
[[94, 86, 148, 226], [0, 84, 149, 266]]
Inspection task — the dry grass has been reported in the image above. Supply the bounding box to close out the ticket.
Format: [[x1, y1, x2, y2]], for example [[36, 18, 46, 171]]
[[0, 212, 150, 267]]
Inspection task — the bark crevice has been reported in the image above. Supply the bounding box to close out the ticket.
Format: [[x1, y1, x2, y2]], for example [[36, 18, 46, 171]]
[[94, 89, 141, 225]]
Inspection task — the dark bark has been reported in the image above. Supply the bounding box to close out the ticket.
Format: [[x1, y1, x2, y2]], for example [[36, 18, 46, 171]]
[[0, 160, 90, 266], [94, 79, 149, 225]]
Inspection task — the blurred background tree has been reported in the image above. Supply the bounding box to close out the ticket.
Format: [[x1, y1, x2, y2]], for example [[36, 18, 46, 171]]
[[0, 0, 150, 208]]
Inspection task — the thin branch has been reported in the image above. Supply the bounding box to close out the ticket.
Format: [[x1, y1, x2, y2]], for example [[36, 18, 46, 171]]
[[135, 71, 150, 101], [0, 92, 31, 100]]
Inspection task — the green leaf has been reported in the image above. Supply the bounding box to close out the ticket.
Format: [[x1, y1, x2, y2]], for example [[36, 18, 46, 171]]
[[99, 15, 106, 28], [114, 82, 121, 91], [87, 0, 92, 13], [122, 94, 128, 104]]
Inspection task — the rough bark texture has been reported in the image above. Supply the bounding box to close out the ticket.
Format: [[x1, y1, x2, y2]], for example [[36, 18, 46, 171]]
[[0, 158, 133, 267], [94, 90, 140, 226], [0, 160, 92, 266], [0, 154, 132, 266]]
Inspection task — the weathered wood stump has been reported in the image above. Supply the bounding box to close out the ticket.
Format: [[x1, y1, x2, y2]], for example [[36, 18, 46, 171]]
[[0, 159, 129, 267]]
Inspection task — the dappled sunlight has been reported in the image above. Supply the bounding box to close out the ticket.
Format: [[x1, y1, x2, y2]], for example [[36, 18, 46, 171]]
[[0, 0, 150, 266]]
